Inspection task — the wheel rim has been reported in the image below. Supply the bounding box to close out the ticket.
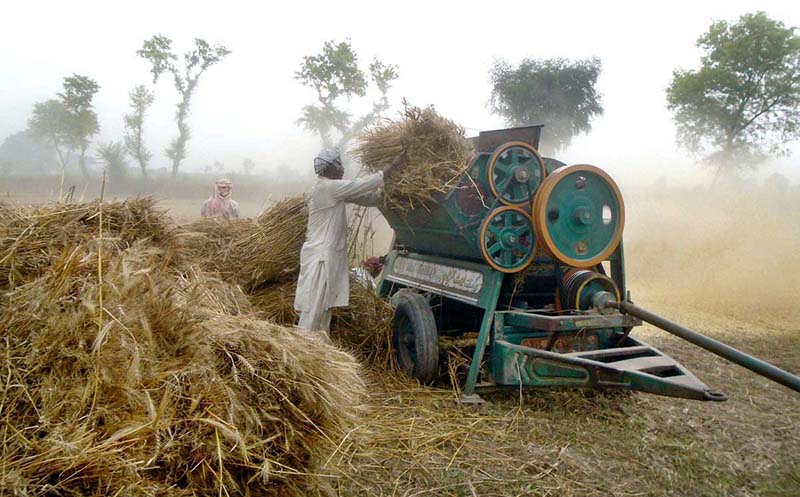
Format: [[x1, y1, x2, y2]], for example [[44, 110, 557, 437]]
[[488, 141, 546, 206], [479, 206, 537, 273]]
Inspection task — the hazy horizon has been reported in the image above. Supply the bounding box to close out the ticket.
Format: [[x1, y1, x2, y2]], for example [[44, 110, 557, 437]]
[[2, 0, 799, 187]]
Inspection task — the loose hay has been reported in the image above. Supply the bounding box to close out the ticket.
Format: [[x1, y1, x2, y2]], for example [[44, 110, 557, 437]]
[[250, 277, 395, 368], [352, 101, 474, 212], [184, 197, 395, 367], [184, 195, 308, 291], [0, 201, 366, 497], [0, 197, 177, 290]]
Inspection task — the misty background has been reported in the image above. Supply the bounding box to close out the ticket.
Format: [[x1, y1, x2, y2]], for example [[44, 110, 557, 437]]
[[2, 0, 799, 189]]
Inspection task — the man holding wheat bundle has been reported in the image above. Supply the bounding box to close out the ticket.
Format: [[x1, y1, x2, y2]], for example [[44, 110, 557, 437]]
[[295, 147, 405, 336]]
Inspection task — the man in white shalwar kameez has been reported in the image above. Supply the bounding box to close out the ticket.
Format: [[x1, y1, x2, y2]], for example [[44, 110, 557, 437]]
[[294, 147, 405, 335]]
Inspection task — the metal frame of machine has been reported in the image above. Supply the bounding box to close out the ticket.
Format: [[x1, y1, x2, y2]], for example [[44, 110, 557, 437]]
[[375, 126, 800, 402]]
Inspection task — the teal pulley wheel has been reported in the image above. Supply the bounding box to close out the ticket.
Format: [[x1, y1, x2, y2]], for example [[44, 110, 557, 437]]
[[543, 157, 566, 175], [479, 206, 537, 273], [487, 142, 546, 206], [533, 164, 625, 268]]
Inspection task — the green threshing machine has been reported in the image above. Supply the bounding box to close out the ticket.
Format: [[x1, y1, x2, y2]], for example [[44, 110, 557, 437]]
[[375, 126, 800, 402]]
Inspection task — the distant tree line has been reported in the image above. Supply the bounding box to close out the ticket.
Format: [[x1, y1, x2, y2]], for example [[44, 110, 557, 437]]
[[1, 35, 229, 182], [2, 11, 799, 184]]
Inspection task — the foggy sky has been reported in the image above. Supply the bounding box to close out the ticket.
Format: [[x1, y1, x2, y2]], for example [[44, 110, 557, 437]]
[[2, 0, 799, 185]]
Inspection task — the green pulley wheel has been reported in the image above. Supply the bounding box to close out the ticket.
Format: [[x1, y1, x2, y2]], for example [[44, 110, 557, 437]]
[[487, 141, 547, 206], [543, 157, 566, 176], [479, 206, 537, 273], [533, 164, 625, 268]]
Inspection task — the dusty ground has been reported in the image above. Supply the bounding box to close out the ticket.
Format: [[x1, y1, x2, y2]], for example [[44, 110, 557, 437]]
[[3, 179, 798, 496]]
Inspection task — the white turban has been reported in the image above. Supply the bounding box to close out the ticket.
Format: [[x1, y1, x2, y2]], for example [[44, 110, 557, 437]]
[[314, 147, 343, 175]]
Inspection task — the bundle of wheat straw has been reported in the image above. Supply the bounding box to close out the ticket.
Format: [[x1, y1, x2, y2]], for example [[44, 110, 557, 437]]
[[184, 195, 308, 291], [0, 201, 366, 497], [250, 276, 395, 367], [352, 101, 474, 212]]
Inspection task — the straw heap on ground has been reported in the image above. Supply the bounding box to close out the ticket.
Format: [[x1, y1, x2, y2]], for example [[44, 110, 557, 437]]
[[0, 199, 365, 497], [250, 276, 394, 367]]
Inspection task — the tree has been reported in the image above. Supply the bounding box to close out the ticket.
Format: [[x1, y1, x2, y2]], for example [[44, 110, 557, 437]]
[[96, 141, 128, 182], [137, 35, 230, 179], [28, 99, 73, 171], [0, 130, 57, 174], [242, 157, 255, 175], [27, 75, 100, 178], [123, 84, 155, 179], [59, 75, 101, 178], [666, 12, 800, 179], [296, 40, 398, 153], [489, 58, 603, 154]]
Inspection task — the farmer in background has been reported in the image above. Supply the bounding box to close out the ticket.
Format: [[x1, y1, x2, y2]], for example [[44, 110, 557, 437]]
[[295, 147, 405, 336], [201, 178, 240, 219]]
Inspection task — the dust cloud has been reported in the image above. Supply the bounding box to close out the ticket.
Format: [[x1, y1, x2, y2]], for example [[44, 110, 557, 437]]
[[623, 182, 800, 324]]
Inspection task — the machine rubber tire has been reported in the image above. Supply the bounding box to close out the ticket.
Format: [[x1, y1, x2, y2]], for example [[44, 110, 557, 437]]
[[391, 291, 439, 384]]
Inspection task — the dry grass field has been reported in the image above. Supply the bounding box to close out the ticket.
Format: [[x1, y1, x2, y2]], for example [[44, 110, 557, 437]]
[[1, 176, 798, 496]]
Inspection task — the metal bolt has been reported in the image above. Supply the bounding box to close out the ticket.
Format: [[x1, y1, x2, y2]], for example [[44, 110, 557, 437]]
[[575, 176, 586, 190]]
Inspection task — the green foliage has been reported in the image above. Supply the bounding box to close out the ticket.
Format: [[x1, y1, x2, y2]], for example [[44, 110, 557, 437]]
[[137, 35, 230, 179], [59, 75, 100, 111], [123, 84, 155, 178], [96, 141, 128, 181], [489, 58, 603, 154], [666, 11, 800, 173], [137, 35, 177, 84], [59, 74, 101, 177], [296, 40, 367, 103], [27, 74, 100, 176], [296, 40, 398, 152], [28, 99, 72, 169]]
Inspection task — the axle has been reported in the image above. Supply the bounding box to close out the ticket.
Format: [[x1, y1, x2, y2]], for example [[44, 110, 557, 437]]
[[604, 299, 800, 394]]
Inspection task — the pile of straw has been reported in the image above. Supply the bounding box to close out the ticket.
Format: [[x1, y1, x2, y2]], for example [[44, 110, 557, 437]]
[[0, 197, 176, 289], [185, 195, 308, 291], [0, 200, 366, 497], [352, 101, 474, 211], [250, 276, 395, 368]]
